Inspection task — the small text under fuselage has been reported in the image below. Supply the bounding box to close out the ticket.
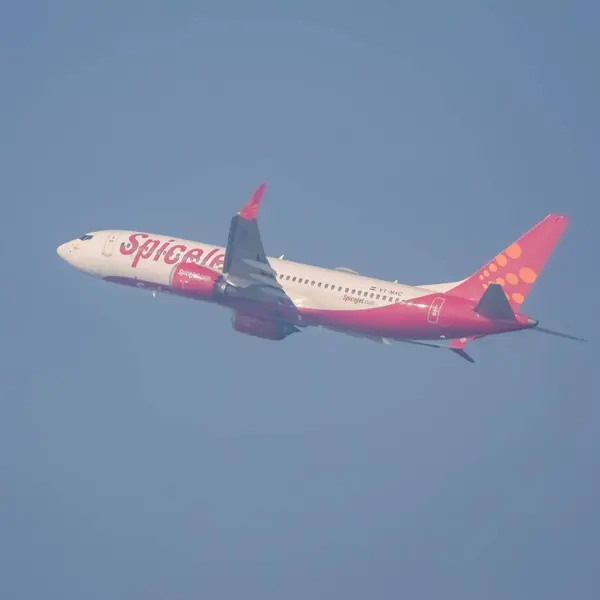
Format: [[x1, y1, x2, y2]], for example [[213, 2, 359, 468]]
[[343, 294, 375, 306]]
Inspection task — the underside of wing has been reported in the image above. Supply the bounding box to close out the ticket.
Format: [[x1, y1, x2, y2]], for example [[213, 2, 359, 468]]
[[320, 325, 393, 345]]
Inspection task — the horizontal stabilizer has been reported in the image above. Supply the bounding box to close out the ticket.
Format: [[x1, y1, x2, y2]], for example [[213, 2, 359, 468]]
[[450, 348, 475, 363], [449, 337, 476, 363], [532, 327, 588, 343], [473, 284, 516, 321]]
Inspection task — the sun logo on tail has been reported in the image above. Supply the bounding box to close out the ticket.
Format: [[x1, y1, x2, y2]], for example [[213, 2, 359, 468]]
[[477, 242, 539, 306]]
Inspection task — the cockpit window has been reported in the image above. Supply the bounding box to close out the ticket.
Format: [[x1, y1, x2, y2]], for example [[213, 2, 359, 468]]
[[79, 234, 94, 241]]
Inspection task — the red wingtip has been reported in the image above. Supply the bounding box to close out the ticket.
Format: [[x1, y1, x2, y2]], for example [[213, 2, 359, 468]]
[[239, 183, 266, 220]]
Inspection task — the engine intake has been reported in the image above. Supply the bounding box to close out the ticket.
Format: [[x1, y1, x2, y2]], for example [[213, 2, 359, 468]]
[[232, 313, 300, 340]]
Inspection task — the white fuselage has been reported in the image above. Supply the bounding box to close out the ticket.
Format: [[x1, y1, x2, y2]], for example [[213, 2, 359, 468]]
[[58, 229, 435, 312]]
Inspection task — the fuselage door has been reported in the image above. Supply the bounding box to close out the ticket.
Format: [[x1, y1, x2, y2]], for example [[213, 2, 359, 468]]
[[102, 231, 120, 257], [427, 297, 445, 324]]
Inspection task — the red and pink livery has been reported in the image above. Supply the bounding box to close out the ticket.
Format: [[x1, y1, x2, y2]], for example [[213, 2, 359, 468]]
[[57, 183, 585, 362]]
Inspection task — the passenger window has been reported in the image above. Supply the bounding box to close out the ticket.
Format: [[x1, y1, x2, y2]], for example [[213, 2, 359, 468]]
[[318, 282, 322, 287], [370, 293, 374, 298], [357, 291, 362, 296], [351, 289, 355, 294], [311, 281, 315, 286], [292, 277, 297, 282], [376, 294, 380, 299], [286, 275, 290, 280], [279, 274, 284, 279], [345, 288, 349, 293], [382, 296, 386, 301], [338, 286, 342, 291], [298, 278, 303, 283]]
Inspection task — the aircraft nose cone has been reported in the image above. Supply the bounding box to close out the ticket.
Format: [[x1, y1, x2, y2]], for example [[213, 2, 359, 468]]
[[57, 241, 76, 262]]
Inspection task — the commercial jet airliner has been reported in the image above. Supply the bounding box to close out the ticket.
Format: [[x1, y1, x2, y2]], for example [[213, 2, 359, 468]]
[[57, 183, 585, 362]]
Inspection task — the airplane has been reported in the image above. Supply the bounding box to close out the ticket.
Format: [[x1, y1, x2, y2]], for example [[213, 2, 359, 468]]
[[56, 183, 586, 363]]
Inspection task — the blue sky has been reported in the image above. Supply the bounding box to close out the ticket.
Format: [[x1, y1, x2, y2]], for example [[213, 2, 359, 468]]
[[2, 2, 598, 598]]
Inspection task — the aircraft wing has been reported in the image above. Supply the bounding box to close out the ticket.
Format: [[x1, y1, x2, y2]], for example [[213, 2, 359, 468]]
[[221, 184, 291, 306]]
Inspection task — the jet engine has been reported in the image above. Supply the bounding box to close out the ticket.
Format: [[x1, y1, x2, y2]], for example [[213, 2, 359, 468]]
[[232, 313, 300, 340], [170, 263, 227, 299]]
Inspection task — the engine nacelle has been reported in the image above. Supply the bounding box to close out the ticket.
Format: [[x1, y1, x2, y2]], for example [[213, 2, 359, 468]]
[[232, 313, 300, 340], [170, 263, 224, 299]]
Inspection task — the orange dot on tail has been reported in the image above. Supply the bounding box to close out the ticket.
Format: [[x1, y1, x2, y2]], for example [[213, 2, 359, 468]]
[[484, 270, 489, 277], [512, 292, 525, 304], [496, 254, 508, 267], [506, 273, 518, 285], [489, 264, 498, 272], [482, 283, 488, 289], [506, 243, 522, 259], [519, 267, 537, 283], [479, 274, 484, 280], [496, 277, 505, 286]]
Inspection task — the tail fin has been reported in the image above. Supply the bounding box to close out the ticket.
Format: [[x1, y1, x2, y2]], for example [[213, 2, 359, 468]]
[[448, 214, 568, 313]]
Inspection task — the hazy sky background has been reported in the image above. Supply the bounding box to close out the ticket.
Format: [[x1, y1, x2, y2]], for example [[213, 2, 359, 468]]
[[1, 1, 598, 598]]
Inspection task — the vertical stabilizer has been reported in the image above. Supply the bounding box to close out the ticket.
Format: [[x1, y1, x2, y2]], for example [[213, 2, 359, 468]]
[[447, 214, 568, 312]]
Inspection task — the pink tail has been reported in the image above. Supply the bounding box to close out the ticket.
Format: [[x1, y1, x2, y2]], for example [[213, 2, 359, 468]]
[[448, 214, 568, 313]]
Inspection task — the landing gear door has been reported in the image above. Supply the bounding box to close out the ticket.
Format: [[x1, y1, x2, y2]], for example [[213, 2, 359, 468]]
[[102, 231, 120, 257], [427, 297, 445, 324]]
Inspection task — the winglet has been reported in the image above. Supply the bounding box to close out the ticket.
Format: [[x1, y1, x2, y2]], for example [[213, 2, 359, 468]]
[[239, 183, 266, 221]]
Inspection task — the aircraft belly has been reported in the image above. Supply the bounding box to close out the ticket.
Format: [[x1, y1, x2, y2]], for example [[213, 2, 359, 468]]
[[103, 255, 176, 295]]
